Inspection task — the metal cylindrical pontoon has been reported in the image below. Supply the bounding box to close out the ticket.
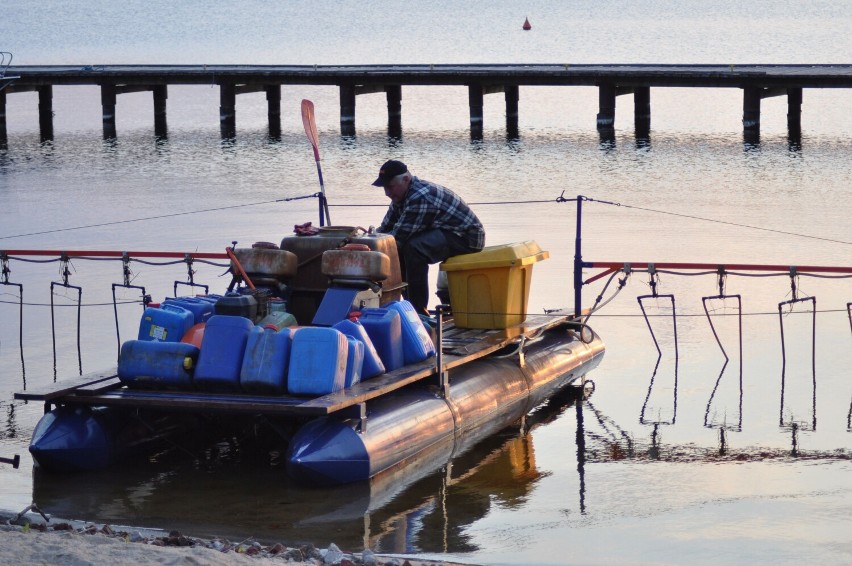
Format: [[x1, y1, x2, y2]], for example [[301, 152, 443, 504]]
[[286, 326, 605, 485]]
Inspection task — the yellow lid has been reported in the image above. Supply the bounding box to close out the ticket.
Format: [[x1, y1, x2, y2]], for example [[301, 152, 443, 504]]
[[440, 241, 549, 271], [183, 357, 193, 371]]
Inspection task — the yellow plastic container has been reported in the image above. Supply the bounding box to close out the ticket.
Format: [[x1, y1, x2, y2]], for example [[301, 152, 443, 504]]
[[440, 241, 549, 329]]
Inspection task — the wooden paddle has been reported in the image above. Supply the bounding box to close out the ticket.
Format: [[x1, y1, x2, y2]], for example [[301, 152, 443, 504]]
[[301, 99, 332, 226]]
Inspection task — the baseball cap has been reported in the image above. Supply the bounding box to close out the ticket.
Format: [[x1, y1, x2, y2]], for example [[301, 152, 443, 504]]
[[372, 160, 408, 186]]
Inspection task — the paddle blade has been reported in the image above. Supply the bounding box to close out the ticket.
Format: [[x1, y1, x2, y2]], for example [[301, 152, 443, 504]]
[[301, 99, 321, 161]]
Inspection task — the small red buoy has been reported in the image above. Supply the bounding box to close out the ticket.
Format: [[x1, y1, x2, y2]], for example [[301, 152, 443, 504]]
[[523, 17, 531, 31]]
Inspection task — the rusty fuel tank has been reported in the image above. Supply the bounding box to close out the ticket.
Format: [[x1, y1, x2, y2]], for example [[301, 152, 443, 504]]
[[280, 231, 404, 324]]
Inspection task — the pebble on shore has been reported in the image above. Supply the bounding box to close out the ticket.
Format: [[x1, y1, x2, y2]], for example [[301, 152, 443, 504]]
[[0, 511, 471, 566]]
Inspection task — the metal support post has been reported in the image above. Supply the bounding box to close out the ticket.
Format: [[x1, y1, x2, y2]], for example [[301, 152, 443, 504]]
[[573, 195, 584, 319], [436, 304, 450, 397]]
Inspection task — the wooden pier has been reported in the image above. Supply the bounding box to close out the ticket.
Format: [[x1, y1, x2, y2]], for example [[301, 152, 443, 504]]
[[1, 64, 850, 141]]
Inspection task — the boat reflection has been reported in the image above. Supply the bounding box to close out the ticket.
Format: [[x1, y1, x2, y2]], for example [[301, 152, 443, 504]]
[[31, 386, 588, 553], [639, 342, 676, 460]]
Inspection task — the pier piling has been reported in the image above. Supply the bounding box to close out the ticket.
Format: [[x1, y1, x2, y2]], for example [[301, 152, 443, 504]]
[[468, 84, 484, 139], [38, 85, 53, 141], [596, 84, 616, 131], [505, 84, 519, 138], [340, 84, 356, 137], [153, 85, 168, 138], [220, 83, 236, 138], [634, 86, 651, 137], [742, 87, 762, 134], [266, 84, 281, 138], [386, 84, 402, 137], [787, 87, 802, 136], [101, 84, 117, 139]]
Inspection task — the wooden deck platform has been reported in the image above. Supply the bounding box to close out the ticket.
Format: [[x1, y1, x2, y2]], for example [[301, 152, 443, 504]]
[[7, 63, 852, 87], [14, 313, 576, 418], [3, 64, 850, 139]]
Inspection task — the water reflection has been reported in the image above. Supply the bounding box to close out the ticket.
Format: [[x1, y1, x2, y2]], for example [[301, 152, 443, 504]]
[[366, 423, 544, 554], [585, 399, 634, 461], [5, 403, 17, 439], [598, 133, 616, 150], [23, 373, 852, 553], [787, 133, 802, 154], [381, 134, 401, 150], [31, 387, 585, 553], [575, 399, 587, 513], [153, 135, 170, 156], [102, 131, 119, 149], [504, 136, 523, 154], [635, 135, 651, 150], [219, 136, 238, 153], [743, 131, 761, 148]]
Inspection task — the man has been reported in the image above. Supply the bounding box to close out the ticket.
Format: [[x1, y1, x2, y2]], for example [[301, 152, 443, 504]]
[[373, 160, 485, 314]]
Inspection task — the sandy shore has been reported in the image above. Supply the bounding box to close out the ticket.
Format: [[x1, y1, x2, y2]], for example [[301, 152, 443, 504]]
[[0, 512, 470, 566]]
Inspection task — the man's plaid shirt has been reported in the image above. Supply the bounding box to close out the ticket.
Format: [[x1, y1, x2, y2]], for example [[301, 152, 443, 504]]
[[377, 176, 485, 249]]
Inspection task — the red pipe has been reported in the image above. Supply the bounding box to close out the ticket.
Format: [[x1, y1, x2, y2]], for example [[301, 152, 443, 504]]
[[585, 261, 852, 273], [225, 246, 255, 290], [0, 249, 229, 259], [584, 261, 852, 286]]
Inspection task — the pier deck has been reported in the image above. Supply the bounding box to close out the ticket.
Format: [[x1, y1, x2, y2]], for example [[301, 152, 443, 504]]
[[2, 64, 850, 139], [6, 63, 851, 87]]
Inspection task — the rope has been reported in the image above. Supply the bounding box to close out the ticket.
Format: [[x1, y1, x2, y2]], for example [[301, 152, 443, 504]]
[[1, 191, 845, 246], [334, 198, 562, 208], [584, 197, 852, 246], [0, 193, 322, 241]]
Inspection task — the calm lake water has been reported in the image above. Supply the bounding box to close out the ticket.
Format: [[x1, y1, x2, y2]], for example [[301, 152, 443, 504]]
[[1, 2, 851, 565]]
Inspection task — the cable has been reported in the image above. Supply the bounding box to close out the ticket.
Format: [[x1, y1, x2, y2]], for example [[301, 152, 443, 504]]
[[0, 193, 321, 241], [334, 198, 561, 208], [2, 192, 846, 247], [585, 197, 852, 246]]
